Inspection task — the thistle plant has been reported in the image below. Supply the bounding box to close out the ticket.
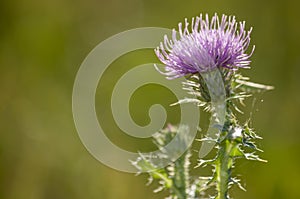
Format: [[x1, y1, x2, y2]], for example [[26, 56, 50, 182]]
[[132, 13, 273, 199]]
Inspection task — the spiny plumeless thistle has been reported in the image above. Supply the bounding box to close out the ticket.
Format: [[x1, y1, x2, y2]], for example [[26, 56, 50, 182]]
[[133, 13, 273, 199]]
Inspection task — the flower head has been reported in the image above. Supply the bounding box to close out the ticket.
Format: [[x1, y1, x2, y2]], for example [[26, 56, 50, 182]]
[[155, 13, 254, 79]]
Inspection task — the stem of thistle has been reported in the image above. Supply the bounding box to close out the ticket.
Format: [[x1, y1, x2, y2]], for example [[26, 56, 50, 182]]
[[170, 151, 190, 199], [215, 139, 234, 199]]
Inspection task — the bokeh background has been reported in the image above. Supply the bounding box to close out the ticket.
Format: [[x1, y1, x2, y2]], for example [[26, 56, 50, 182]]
[[1, 0, 300, 198]]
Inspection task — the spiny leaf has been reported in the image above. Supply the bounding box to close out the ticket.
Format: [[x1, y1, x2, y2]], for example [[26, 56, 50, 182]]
[[235, 79, 274, 92]]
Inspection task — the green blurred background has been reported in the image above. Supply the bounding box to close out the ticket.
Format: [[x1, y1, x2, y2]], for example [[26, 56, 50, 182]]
[[1, 0, 300, 198]]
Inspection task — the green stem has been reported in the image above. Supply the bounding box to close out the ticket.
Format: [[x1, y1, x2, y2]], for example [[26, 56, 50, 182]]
[[171, 152, 190, 199], [215, 140, 234, 199]]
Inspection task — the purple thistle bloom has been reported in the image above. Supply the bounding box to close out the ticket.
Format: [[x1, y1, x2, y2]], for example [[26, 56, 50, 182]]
[[155, 13, 255, 79]]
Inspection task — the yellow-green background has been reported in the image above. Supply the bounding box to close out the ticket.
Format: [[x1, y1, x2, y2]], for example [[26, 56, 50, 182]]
[[1, 0, 299, 198]]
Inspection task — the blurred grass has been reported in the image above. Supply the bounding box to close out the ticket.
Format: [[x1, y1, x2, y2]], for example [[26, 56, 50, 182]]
[[1, 0, 300, 198]]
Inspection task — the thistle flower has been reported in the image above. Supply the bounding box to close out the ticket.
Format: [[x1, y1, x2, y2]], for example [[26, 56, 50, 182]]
[[155, 13, 255, 79]]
